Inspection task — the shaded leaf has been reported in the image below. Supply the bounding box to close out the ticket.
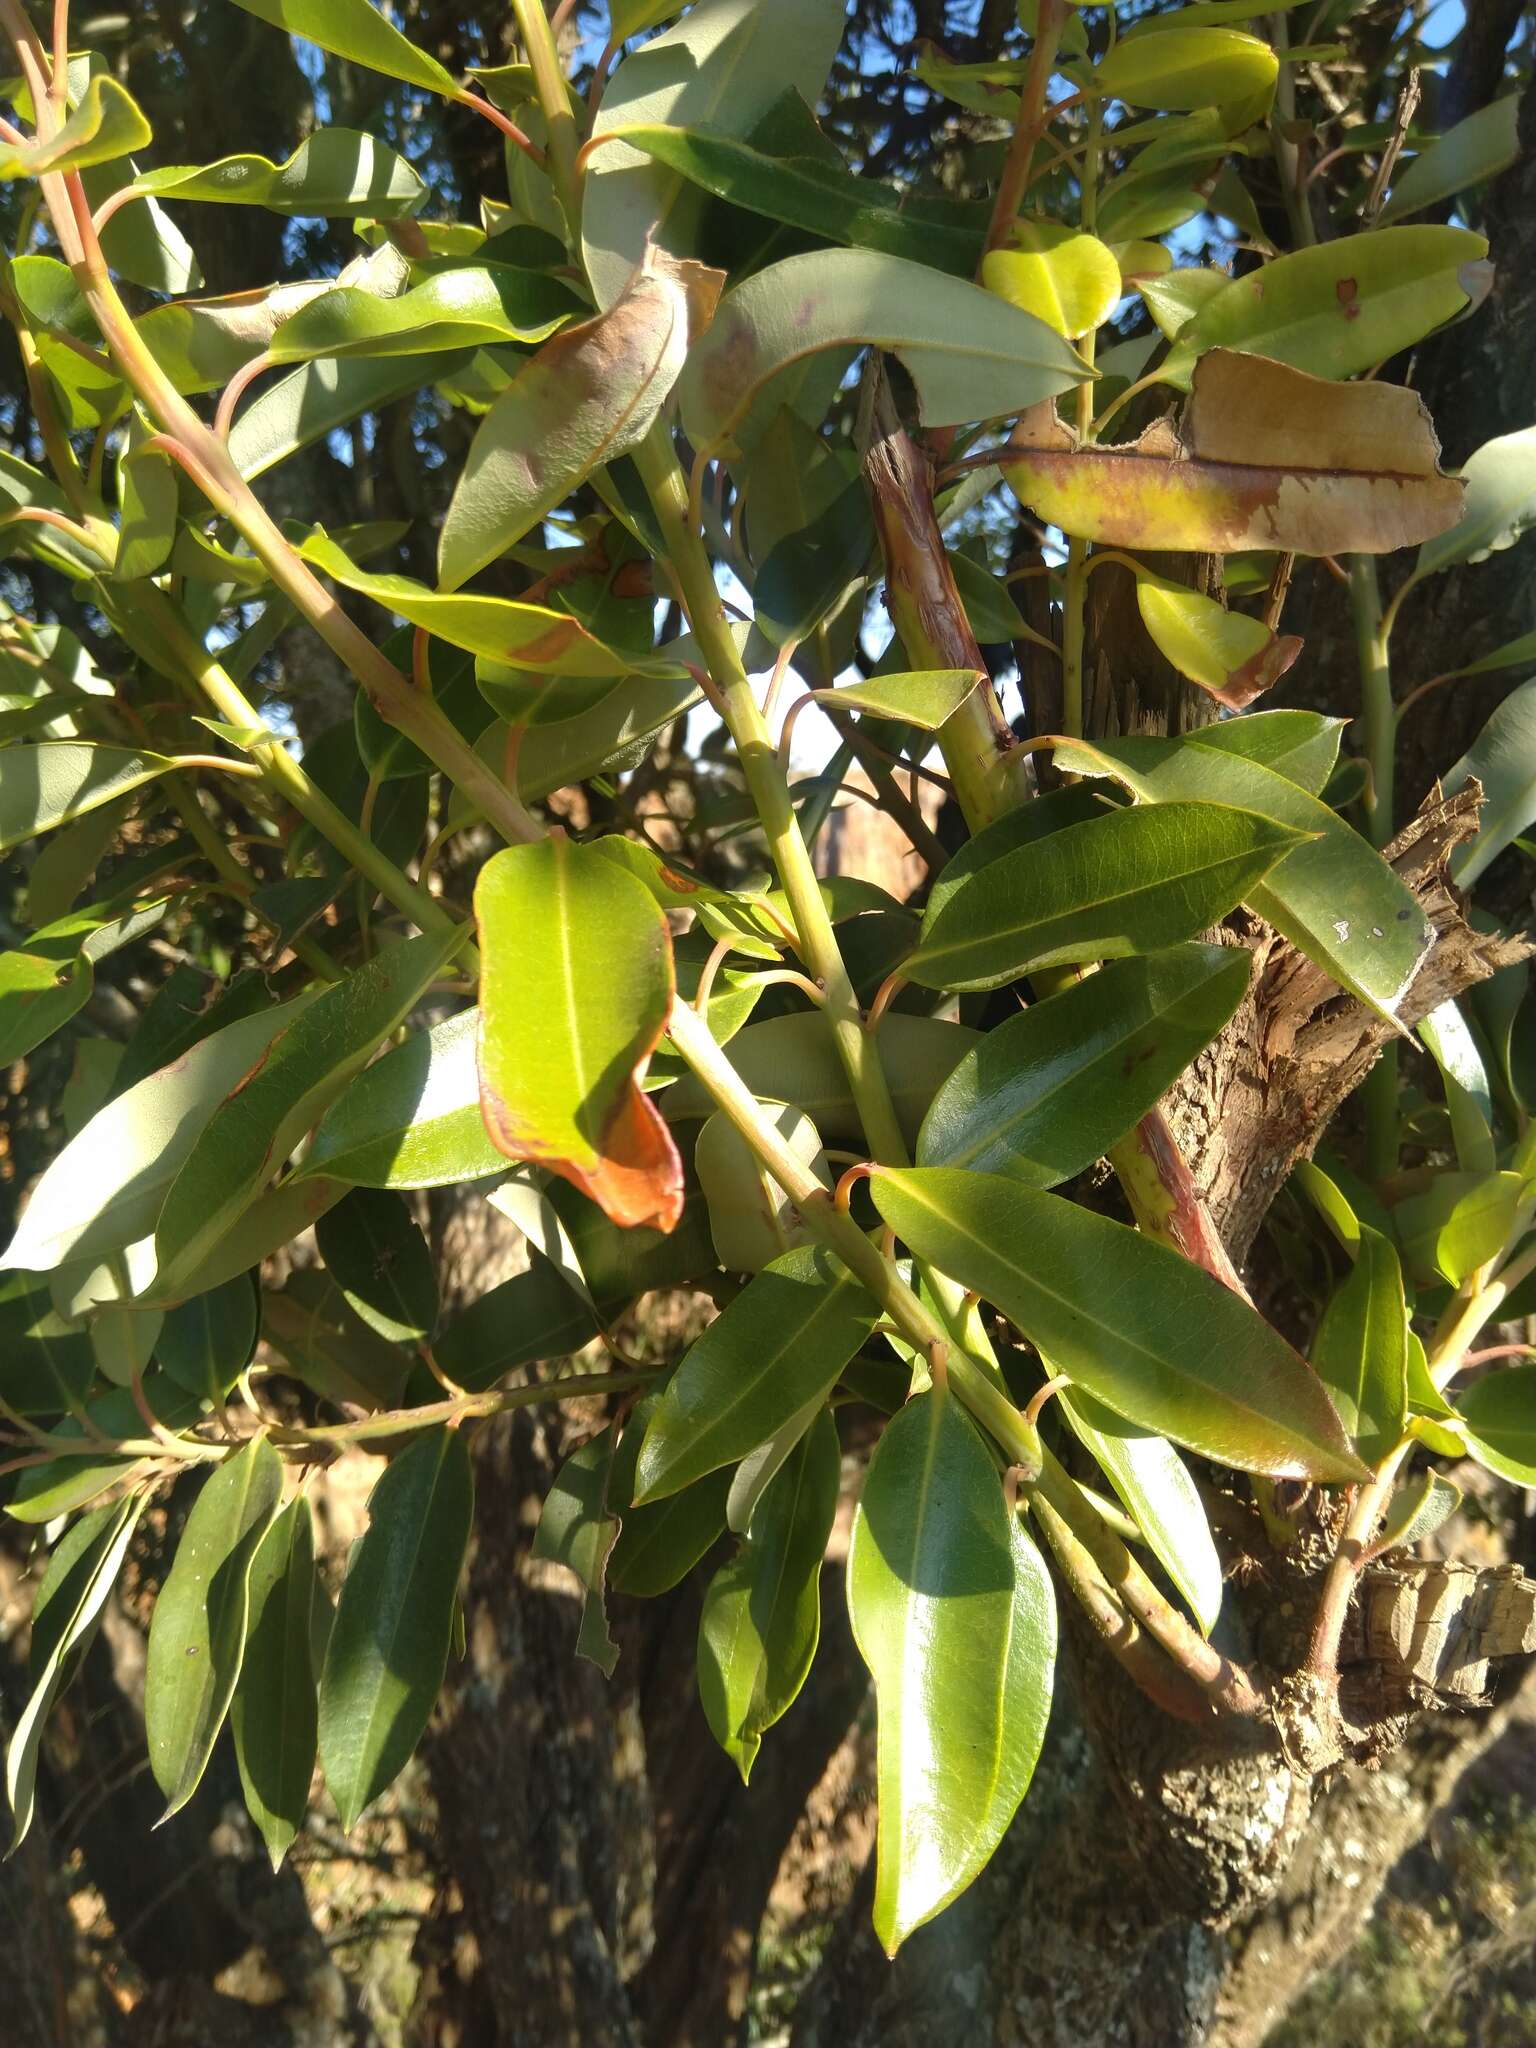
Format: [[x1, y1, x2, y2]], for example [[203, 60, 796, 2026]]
[[231, 1497, 319, 1869], [1446, 678, 1536, 887], [1415, 427, 1536, 585], [696, 1103, 830, 1272], [1380, 96, 1521, 224], [158, 1276, 259, 1402], [1457, 1366, 1536, 1487], [315, 1189, 439, 1344], [532, 1428, 622, 1676], [1309, 1226, 1409, 1465], [0, 743, 176, 855]]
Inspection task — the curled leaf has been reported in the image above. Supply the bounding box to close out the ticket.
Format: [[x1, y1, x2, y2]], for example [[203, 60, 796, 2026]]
[[1135, 574, 1302, 707]]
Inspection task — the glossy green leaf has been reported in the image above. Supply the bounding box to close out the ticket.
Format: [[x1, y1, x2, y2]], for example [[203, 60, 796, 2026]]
[[698, 1409, 840, 1781], [1416, 427, 1536, 585], [582, 0, 847, 309], [662, 1011, 979, 1147], [303, 1007, 503, 1190], [1309, 1225, 1409, 1465], [0, 744, 176, 855], [1054, 732, 1434, 1018], [272, 266, 577, 372], [1380, 96, 1520, 224], [319, 1428, 473, 1828], [475, 838, 683, 1232], [1093, 27, 1278, 111], [298, 529, 661, 677], [228, 0, 459, 96], [635, 1246, 878, 1502], [7, 1493, 144, 1850], [231, 1497, 319, 1869], [2, 993, 312, 1274], [1410, 1170, 1524, 1287], [131, 130, 423, 217], [315, 1189, 439, 1344], [155, 931, 462, 1295], [849, 1387, 1055, 1953], [609, 1394, 732, 1596], [680, 248, 1091, 452], [1457, 1366, 1536, 1486], [1058, 1387, 1223, 1634], [440, 253, 709, 592], [904, 799, 1303, 993], [144, 1436, 284, 1819], [872, 1169, 1366, 1479], [431, 1264, 597, 1393], [1446, 679, 1536, 887], [229, 351, 474, 481], [918, 945, 1249, 1184], [1161, 227, 1489, 388], [532, 1427, 622, 1676], [0, 75, 150, 180], [157, 1276, 259, 1401]]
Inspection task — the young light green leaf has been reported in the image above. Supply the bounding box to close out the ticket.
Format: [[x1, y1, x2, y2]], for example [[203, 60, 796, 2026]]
[[1053, 732, 1434, 1018], [0, 75, 150, 181], [849, 1387, 1055, 1954], [1093, 27, 1278, 110], [1136, 576, 1302, 708], [1380, 96, 1520, 224], [918, 945, 1249, 1185], [1391, 1169, 1524, 1286], [634, 1246, 878, 1502], [144, 1436, 284, 1819], [1058, 1387, 1223, 1635], [1309, 1225, 1409, 1465], [1446, 678, 1536, 887], [533, 1427, 623, 1676], [698, 1409, 840, 1782], [231, 1497, 319, 1870], [130, 130, 424, 217], [319, 1427, 474, 1828], [303, 1006, 506, 1190], [983, 222, 1123, 340], [1457, 1366, 1536, 1486], [155, 930, 463, 1295], [679, 248, 1091, 452], [228, 0, 460, 97], [904, 799, 1304, 992], [1161, 226, 1489, 388], [6, 1493, 144, 1849], [315, 1189, 439, 1344], [871, 1168, 1366, 1480], [809, 669, 982, 731], [439, 252, 720, 591], [475, 838, 683, 1232], [270, 264, 579, 364]]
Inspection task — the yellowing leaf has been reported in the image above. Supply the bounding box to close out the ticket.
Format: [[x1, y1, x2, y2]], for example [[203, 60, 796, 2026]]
[[982, 223, 1122, 341], [475, 837, 684, 1232], [0, 76, 150, 181], [1135, 575, 1302, 707], [1093, 27, 1278, 111], [1003, 349, 1464, 557]]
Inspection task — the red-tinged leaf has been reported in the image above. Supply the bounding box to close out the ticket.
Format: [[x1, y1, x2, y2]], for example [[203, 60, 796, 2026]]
[[475, 837, 684, 1233]]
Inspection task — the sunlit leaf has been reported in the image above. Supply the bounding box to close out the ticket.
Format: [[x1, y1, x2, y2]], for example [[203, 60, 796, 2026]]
[[1093, 27, 1278, 111], [228, 0, 460, 97], [0, 75, 149, 181], [981, 222, 1122, 340], [130, 130, 424, 217], [1380, 96, 1521, 224], [1136, 574, 1302, 707], [1309, 1225, 1409, 1464]]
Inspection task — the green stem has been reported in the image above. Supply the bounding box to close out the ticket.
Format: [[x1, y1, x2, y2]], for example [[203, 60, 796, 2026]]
[[509, 0, 583, 235], [1349, 555, 1399, 1183], [1269, 10, 1316, 250]]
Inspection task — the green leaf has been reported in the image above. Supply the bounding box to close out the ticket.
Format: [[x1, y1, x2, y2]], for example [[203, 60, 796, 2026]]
[[545, 1176, 718, 1315], [0, 1274, 95, 1418], [532, 1428, 622, 1676], [116, 423, 179, 582], [811, 670, 983, 730], [661, 1012, 979, 1148], [1417, 426, 1536, 586], [475, 838, 683, 1232], [698, 1409, 840, 1781], [303, 1007, 506, 1190], [0, 75, 150, 180], [1457, 1366, 1536, 1486], [6, 1374, 202, 1524], [229, 351, 474, 481], [230, 1497, 319, 1869], [582, 0, 847, 310], [696, 1103, 830, 1272], [1053, 732, 1434, 1019], [1309, 1225, 1409, 1465], [635, 1246, 878, 1502], [917, 945, 1249, 1184], [432, 1265, 597, 1393], [982, 222, 1123, 340], [1419, 999, 1496, 1175], [439, 253, 709, 592], [1397, 1170, 1525, 1288], [158, 1277, 259, 1401], [754, 479, 873, 647], [609, 1395, 732, 1596], [679, 248, 1091, 452], [1135, 575, 1302, 708], [1376, 1467, 1461, 1551], [131, 130, 423, 217], [154, 931, 463, 1296], [315, 1189, 439, 1344], [319, 1427, 473, 1828], [1093, 27, 1278, 111], [871, 1168, 1366, 1480], [298, 528, 661, 677], [1, 992, 313, 1274], [848, 1387, 1055, 1953], [6, 1493, 143, 1849], [1380, 96, 1520, 224], [271, 263, 578, 364], [0, 743, 176, 855], [228, 0, 460, 97], [599, 121, 981, 276], [1058, 1388, 1223, 1634], [1161, 227, 1489, 388], [1187, 708, 1345, 795], [144, 1436, 285, 1819], [904, 799, 1304, 993], [1446, 679, 1536, 888]]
